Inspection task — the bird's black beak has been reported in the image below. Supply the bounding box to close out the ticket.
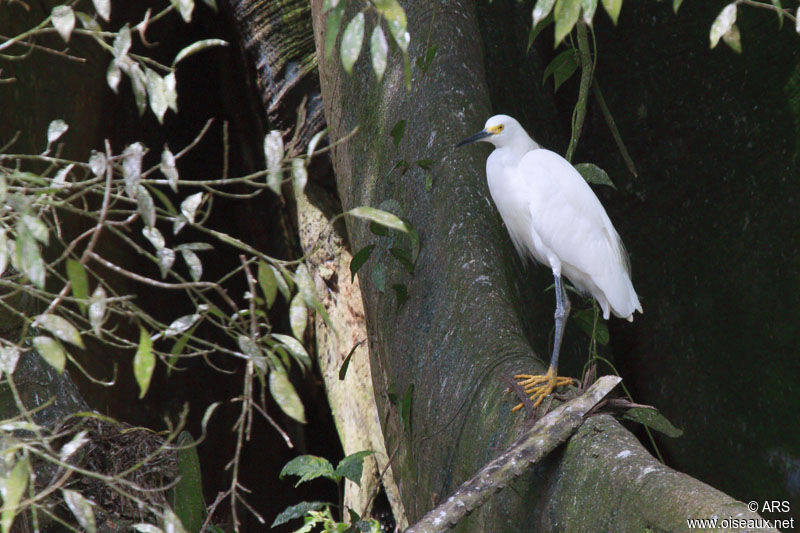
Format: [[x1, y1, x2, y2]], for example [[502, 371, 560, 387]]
[[455, 129, 492, 148]]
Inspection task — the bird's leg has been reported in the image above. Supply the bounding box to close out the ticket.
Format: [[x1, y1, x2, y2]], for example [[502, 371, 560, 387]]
[[512, 273, 576, 411]]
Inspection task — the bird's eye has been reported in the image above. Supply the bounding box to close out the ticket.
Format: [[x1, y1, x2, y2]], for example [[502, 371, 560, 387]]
[[496, 124, 504, 132]]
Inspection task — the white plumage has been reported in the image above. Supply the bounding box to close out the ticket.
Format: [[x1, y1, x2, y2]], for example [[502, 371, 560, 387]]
[[457, 114, 641, 408]]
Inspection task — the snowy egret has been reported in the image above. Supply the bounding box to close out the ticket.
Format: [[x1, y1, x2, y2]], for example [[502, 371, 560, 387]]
[[457, 115, 642, 409]]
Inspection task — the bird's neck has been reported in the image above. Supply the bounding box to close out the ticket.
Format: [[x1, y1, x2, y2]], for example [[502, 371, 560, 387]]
[[493, 136, 539, 166]]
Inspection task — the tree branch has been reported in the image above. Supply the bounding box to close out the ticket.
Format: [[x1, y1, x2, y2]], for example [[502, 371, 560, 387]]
[[404, 376, 621, 533]]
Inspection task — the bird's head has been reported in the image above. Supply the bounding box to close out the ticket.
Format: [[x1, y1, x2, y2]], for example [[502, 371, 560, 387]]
[[456, 115, 523, 149]]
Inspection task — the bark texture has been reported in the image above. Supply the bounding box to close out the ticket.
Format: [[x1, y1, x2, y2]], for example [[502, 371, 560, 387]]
[[309, 0, 771, 530], [295, 181, 408, 528]]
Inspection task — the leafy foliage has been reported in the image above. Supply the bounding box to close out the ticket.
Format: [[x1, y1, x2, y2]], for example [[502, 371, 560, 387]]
[[275, 452, 379, 531]]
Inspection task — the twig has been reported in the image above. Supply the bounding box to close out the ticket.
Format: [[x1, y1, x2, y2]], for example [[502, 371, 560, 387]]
[[250, 401, 293, 448], [87, 251, 238, 311], [592, 80, 638, 177], [404, 376, 622, 533], [565, 22, 593, 162]]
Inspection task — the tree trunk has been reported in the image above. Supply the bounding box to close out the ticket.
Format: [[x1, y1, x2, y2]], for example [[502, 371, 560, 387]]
[[309, 0, 771, 530]]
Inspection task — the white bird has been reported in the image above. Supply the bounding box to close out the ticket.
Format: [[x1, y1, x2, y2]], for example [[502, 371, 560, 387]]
[[457, 114, 642, 409]]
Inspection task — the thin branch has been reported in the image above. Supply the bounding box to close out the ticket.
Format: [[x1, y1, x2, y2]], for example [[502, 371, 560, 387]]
[[566, 22, 593, 162]]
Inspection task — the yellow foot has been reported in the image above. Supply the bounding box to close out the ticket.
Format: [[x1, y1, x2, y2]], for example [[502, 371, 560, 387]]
[[511, 366, 575, 412]]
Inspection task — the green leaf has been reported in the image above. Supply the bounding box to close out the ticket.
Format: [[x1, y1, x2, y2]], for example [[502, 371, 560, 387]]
[[673, 0, 683, 13], [0, 346, 21, 377], [264, 130, 284, 196], [771, 0, 783, 29], [269, 361, 306, 423], [51, 5, 76, 42], [292, 158, 308, 195], [325, 2, 346, 58], [339, 340, 364, 380], [144, 67, 168, 123], [173, 38, 228, 66], [624, 407, 683, 438], [373, 0, 408, 52], [271, 501, 328, 528], [370, 25, 388, 81], [350, 244, 376, 282], [76, 11, 100, 31], [600, 0, 622, 25], [180, 193, 204, 224], [130, 64, 148, 116], [133, 327, 155, 398], [294, 263, 317, 308], [66, 259, 89, 313], [389, 247, 414, 274], [543, 48, 578, 92], [136, 185, 156, 228], [22, 214, 49, 244], [402, 50, 412, 91], [416, 44, 437, 73], [163, 508, 187, 533], [112, 24, 131, 58], [275, 265, 292, 301], [390, 119, 406, 147], [348, 207, 411, 233], [36, 314, 84, 348], [164, 314, 200, 338], [280, 455, 335, 486], [532, 0, 557, 26], [554, 0, 581, 45], [415, 159, 433, 170], [131, 523, 164, 533], [89, 285, 107, 336], [92, 0, 110, 21], [581, 0, 598, 24], [170, 0, 194, 22], [571, 308, 609, 345], [391, 283, 408, 308], [722, 23, 742, 53], [33, 336, 66, 373], [272, 333, 312, 371], [709, 3, 736, 48], [238, 335, 267, 373], [1, 457, 30, 533], [307, 128, 328, 160], [370, 221, 389, 236], [335, 451, 374, 486], [169, 324, 197, 364], [371, 262, 386, 292], [289, 293, 308, 341], [0, 229, 7, 277], [796, 6, 800, 33], [62, 489, 96, 533], [340, 12, 365, 74], [528, 10, 554, 51], [575, 162, 617, 189], [258, 260, 278, 308], [181, 248, 203, 281], [169, 432, 204, 533], [46, 119, 69, 148]]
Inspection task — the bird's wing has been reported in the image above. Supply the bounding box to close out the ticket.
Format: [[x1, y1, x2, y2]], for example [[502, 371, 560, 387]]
[[515, 149, 629, 280]]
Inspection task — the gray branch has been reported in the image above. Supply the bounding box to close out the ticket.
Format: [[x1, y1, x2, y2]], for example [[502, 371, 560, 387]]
[[405, 376, 621, 533]]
